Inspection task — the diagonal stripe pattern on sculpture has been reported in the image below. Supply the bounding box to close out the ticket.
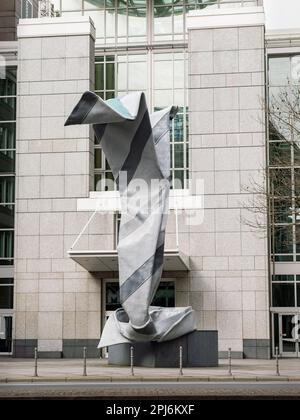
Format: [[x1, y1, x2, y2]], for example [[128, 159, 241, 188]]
[[65, 91, 196, 348]]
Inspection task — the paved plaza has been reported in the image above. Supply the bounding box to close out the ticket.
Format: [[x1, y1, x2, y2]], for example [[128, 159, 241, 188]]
[[0, 358, 299, 383]]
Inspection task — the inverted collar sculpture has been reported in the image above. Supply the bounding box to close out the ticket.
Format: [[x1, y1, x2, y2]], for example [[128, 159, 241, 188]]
[[65, 91, 196, 348]]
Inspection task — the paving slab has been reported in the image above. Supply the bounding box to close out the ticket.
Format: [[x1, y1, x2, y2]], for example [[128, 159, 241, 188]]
[[0, 358, 300, 384]]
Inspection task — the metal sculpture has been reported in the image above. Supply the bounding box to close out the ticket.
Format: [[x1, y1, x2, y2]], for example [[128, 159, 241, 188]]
[[65, 91, 196, 348]]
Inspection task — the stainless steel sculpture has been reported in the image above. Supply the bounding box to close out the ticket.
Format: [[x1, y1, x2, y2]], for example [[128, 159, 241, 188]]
[[65, 91, 196, 348]]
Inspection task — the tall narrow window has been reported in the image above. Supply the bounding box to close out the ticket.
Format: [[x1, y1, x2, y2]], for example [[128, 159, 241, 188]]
[[268, 55, 300, 263], [90, 2, 192, 191], [0, 68, 16, 266]]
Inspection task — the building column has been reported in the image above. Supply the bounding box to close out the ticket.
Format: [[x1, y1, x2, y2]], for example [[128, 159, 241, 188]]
[[14, 16, 99, 358], [187, 5, 270, 359]]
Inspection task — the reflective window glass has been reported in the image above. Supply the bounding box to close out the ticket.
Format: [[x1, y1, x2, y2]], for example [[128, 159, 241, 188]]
[[269, 57, 290, 86], [270, 168, 292, 198], [95, 63, 104, 91], [294, 145, 300, 166], [0, 151, 15, 173], [273, 226, 293, 255], [272, 275, 294, 282], [0, 231, 14, 265], [269, 142, 291, 166], [152, 282, 175, 307], [173, 170, 184, 189], [61, 0, 82, 10], [0, 98, 16, 122], [128, 61, 147, 90], [154, 7, 173, 36], [272, 283, 295, 307], [0, 284, 14, 309], [106, 63, 115, 90], [84, 0, 106, 10], [154, 60, 173, 90], [295, 168, 300, 197], [174, 143, 184, 168], [118, 10, 127, 38], [0, 176, 14, 229], [0, 123, 16, 151], [93, 14, 189, 190], [105, 281, 175, 311], [273, 200, 293, 224], [296, 225, 300, 254], [291, 56, 300, 83], [22, 0, 33, 18], [0, 177, 14, 205], [106, 9, 116, 39], [0, 68, 16, 97], [128, 8, 147, 37], [173, 6, 184, 34], [94, 148, 103, 170]]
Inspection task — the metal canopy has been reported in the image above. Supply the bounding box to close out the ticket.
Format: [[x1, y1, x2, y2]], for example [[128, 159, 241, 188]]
[[68, 249, 190, 272]]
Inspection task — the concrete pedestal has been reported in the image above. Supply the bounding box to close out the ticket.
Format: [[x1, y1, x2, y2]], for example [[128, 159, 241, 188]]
[[108, 331, 218, 368]]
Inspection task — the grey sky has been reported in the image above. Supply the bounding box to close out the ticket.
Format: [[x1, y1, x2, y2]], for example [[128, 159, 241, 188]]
[[264, 0, 300, 29]]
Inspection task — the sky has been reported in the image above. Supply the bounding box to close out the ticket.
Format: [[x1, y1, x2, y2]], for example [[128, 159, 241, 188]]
[[264, 0, 300, 30]]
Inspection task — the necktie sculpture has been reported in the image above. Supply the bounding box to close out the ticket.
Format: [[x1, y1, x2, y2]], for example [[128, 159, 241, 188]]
[[65, 91, 196, 349]]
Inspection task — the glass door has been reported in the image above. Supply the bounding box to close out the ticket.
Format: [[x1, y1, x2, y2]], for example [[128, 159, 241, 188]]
[[279, 314, 299, 358], [0, 315, 13, 355]]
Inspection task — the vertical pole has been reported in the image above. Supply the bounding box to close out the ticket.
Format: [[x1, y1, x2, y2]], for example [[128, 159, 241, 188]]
[[179, 346, 183, 376], [34, 347, 38, 378], [130, 346, 134, 376], [275, 346, 280, 376], [83, 347, 87, 377], [228, 348, 232, 376]]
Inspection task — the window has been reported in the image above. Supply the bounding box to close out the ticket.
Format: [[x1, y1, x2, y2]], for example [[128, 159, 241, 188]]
[[0, 68, 16, 266], [0, 177, 15, 231], [94, 56, 115, 191], [22, 0, 33, 18], [268, 56, 300, 262], [105, 281, 175, 311], [0, 279, 14, 309], [114, 212, 121, 248], [94, 51, 189, 190], [152, 282, 175, 307], [94, 144, 115, 191], [0, 231, 14, 265], [272, 275, 300, 308], [56, 1, 259, 44], [95, 55, 116, 100]]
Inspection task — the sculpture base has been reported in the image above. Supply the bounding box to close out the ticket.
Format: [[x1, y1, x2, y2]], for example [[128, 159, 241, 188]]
[[108, 331, 218, 368]]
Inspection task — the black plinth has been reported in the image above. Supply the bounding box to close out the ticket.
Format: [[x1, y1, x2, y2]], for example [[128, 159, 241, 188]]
[[108, 331, 218, 368]]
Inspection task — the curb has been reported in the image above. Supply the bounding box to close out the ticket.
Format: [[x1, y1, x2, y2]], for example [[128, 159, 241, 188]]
[[1, 375, 299, 384]]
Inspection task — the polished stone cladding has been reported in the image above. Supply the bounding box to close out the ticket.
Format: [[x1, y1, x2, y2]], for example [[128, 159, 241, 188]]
[[14, 17, 109, 357], [187, 6, 270, 359]]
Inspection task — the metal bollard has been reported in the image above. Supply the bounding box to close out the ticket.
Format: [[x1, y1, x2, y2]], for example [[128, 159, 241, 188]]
[[275, 346, 280, 376], [83, 347, 87, 377], [228, 348, 232, 376], [179, 346, 183, 376], [34, 347, 38, 377], [130, 346, 134, 376]]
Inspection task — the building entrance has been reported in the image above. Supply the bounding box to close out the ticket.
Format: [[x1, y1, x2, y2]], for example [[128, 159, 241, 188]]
[[0, 315, 13, 355], [273, 312, 300, 358], [102, 280, 176, 357]]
